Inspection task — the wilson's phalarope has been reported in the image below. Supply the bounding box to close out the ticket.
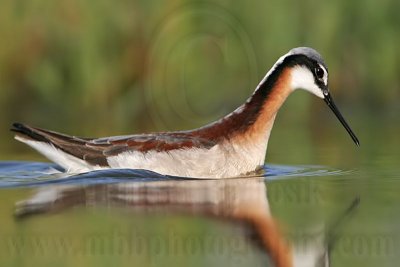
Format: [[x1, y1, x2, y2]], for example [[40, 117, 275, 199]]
[[12, 47, 359, 178]]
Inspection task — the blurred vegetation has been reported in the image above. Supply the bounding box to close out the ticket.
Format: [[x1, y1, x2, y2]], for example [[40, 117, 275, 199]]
[[0, 0, 399, 157]]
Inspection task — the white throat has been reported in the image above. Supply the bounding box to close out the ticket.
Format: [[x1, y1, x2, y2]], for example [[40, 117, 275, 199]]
[[290, 66, 324, 98]]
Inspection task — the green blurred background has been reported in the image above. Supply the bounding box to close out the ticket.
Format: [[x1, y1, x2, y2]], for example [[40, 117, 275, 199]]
[[0, 0, 399, 161], [1, 2, 400, 267]]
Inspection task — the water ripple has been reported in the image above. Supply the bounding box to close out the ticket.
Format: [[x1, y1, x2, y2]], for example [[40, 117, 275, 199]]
[[0, 161, 355, 188], [264, 164, 357, 180]]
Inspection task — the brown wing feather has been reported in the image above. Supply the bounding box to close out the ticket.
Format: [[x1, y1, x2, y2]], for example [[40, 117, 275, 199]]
[[13, 123, 218, 167], [89, 132, 217, 157]]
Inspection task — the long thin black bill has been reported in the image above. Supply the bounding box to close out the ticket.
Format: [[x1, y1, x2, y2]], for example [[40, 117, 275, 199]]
[[324, 94, 360, 146]]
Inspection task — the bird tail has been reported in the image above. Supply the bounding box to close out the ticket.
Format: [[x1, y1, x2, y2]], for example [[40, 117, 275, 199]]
[[11, 123, 108, 170], [11, 123, 52, 143]]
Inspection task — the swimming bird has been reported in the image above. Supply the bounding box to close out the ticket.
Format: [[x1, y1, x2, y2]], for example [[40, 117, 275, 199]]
[[12, 47, 359, 178]]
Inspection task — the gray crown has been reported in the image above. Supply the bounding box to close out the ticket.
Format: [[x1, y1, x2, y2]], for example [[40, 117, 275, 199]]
[[289, 47, 327, 70]]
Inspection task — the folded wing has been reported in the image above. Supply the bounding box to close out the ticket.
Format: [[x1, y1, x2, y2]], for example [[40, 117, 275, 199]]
[[12, 123, 217, 167]]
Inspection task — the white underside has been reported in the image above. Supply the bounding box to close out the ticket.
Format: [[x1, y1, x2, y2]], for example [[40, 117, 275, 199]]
[[107, 138, 267, 178], [16, 136, 268, 179]]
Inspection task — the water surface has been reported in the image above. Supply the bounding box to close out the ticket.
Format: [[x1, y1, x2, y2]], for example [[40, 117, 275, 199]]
[[0, 115, 399, 267], [0, 156, 398, 267]]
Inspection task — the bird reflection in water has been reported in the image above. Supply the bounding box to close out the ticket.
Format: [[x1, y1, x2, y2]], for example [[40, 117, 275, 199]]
[[15, 177, 359, 267]]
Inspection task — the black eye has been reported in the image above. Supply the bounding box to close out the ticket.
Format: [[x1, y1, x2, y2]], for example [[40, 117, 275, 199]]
[[315, 66, 324, 80]]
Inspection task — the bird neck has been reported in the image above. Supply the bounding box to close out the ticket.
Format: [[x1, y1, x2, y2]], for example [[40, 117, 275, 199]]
[[229, 67, 292, 141], [196, 67, 293, 145]]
